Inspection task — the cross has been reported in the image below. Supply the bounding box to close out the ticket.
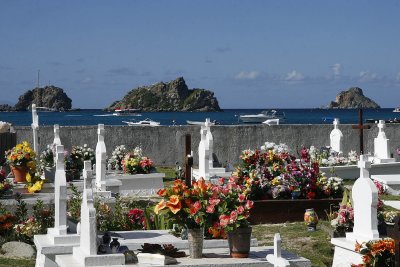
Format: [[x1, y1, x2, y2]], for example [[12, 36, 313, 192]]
[[357, 155, 371, 179], [184, 134, 193, 188], [351, 109, 371, 155], [333, 118, 340, 129], [386, 215, 400, 266]]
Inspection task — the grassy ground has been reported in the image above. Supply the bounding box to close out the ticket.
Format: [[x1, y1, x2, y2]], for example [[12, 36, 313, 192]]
[[0, 257, 35, 267]]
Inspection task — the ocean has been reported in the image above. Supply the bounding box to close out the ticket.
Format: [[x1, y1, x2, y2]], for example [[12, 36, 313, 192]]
[[0, 108, 398, 126]]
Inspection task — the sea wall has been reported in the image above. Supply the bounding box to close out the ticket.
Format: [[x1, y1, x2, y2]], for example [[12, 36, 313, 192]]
[[14, 124, 400, 167]]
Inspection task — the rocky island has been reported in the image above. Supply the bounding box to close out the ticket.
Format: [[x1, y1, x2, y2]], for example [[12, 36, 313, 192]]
[[107, 77, 221, 112], [328, 87, 380, 109], [14, 86, 72, 111]]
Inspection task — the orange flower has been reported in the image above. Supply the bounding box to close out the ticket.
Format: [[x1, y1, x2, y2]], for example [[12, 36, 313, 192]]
[[154, 200, 167, 214], [168, 195, 180, 205], [166, 200, 182, 214], [157, 188, 167, 197]]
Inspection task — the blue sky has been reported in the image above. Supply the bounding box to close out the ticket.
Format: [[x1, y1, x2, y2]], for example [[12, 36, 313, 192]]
[[1, 1, 400, 108]]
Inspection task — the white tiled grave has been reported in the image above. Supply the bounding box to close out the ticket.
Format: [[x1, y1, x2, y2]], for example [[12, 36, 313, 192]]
[[372, 174, 400, 195], [107, 172, 165, 196], [56, 246, 310, 267], [320, 161, 400, 179]]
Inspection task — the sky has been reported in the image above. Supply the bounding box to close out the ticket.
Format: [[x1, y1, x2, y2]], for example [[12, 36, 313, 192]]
[[1, 1, 400, 109]]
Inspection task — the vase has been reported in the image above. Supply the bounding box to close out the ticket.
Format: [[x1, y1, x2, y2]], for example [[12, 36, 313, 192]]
[[44, 167, 56, 183], [291, 191, 301, 199], [227, 227, 252, 258], [66, 169, 81, 182], [11, 165, 28, 183], [187, 228, 204, 259], [304, 208, 318, 231], [110, 238, 120, 253]]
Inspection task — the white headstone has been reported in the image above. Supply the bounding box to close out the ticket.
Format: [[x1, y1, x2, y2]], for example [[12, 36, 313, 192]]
[[346, 155, 379, 242], [53, 124, 62, 145], [198, 126, 210, 179], [374, 120, 394, 163], [80, 161, 97, 255], [204, 118, 214, 170], [31, 104, 39, 157], [47, 145, 68, 236], [96, 124, 107, 191], [330, 118, 343, 154], [266, 233, 290, 267]]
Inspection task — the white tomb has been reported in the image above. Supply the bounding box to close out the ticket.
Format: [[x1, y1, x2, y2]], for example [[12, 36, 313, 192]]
[[266, 233, 290, 267], [32, 104, 39, 157], [94, 124, 113, 198], [53, 124, 62, 146], [56, 161, 125, 267], [330, 118, 343, 154], [34, 145, 80, 267], [373, 120, 395, 164], [193, 118, 232, 180], [331, 155, 380, 266]]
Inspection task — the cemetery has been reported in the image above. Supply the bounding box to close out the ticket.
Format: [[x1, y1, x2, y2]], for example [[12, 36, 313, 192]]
[[1, 106, 400, 266]]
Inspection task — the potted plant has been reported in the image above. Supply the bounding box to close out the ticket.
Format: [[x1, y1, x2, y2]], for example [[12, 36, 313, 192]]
[[108, 145, 127, 172], [65, 144, 94, 181], [154, 178, 213, 258], [39, 144, 56, 183], [5, 141, 36, 183]]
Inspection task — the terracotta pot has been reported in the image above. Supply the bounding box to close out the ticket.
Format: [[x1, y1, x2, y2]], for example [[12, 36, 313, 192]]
[[228, 227, 252, 258], [11, 165, 29, 183], [188, 228, 204, 259]]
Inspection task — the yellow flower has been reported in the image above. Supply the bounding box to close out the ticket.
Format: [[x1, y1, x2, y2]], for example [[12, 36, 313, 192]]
[[26, 173, 32, 183], [27, 180, 43, 193]]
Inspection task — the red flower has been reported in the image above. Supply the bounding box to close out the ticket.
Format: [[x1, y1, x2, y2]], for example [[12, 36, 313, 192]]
[[219, 215, 230, 227]]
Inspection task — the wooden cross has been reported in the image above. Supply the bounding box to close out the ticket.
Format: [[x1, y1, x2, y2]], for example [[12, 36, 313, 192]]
[[386, 215, 400, 266], [184, 134, 193, 188], [351, 109, 371, 155]]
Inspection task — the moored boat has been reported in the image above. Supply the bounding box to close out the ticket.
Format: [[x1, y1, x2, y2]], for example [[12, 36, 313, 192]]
[[393, 107, 400, 112], [113, 108, 141, 116], [239, 110, 285, 123], [122, 118, 160, 126], [186, 120, 216, 126]]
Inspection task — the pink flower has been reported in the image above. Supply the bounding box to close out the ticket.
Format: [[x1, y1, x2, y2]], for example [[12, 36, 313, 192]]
[[245, 200, 254, 210], [237, 206, 245, 214], [209, 198, 220, 206], [238, 194, 246, 202], [219, 215, 230, 227], [230, 211, 238, 223], [193, 201, 202, 210], [206, 205, 215, 213]]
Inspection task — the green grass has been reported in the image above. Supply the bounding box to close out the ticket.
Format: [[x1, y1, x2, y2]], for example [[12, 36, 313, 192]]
[[0, 258, 35, 267], [380, 194, 400, 201], [252, 221, 334, 267], [157, 166, 177, 187]]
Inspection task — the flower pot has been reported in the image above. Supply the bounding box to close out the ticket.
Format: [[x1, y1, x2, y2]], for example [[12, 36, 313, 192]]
[[11, 166, 28, 183], [227, 227, 252, 258], [44, 167, 56, 183], [188, 228, 204, 259], [66, 169, 81, 182]]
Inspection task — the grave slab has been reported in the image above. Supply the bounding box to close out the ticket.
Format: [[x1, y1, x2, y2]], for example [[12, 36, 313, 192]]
[[320, 161, 400, 179], [372, 174, 400, 194], [382, 200, 400, 210], [331, 238, 363, 267], [107, 172, 165, 196]]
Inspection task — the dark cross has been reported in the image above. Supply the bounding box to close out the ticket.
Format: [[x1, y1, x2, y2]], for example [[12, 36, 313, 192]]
[[351, 109, 371, 155], [184, 134, 193, 188], [386, 215, 400, 266]]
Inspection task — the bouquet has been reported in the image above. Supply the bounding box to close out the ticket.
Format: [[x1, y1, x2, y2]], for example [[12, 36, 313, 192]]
[[5, 141, 36, 170], [352, 238, 394, 267], [39, 144, 56, 169], [108, 145, 127, 171], [122, 147, 154, 174]]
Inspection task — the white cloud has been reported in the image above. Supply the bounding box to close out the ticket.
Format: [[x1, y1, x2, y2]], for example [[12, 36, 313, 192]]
[[359, 71, 378, 82], [234, 71, 260, 80], [284, 70, 304, 81], [331, 63, 342, 76]]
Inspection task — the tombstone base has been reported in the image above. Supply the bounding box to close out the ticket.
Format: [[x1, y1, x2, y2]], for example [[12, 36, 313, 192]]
[[193, 168, 232, 180], [331, 237, 363, 267], [56, 246, 125, 267], [374, 158, 396, 164]]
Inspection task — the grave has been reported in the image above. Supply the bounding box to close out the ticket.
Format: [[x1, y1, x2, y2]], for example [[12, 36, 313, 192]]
[[331, 155, 380, 266], [32, 104, 40, 160], [373, 120, 396, 164], [329, 118, 343, 154], [193, 118, 232, 180], [34, 145, 80, 267], [53, 124, 62, 146], [56, 161, 125, 267], [266, 233, 290, 267]]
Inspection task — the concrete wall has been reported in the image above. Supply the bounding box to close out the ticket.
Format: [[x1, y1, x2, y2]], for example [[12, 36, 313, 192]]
[[14, 124, 400, 167]]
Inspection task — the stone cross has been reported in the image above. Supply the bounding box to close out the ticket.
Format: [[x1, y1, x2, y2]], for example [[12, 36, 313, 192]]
[[79, 160, 97, 255], [198, 126, 210, 180], [374, 120, 391, 160], [386, 216, 400, 266], [351, 109, 371, 155], [330, 118, 343, 154], [204, 118, 214, 170], [95, 124, 107, 191], [31, 104, 39, 157], [53, 124, 62, 146], [48, 145, 68, 236], [346, 155, 379, 242], [266, 233, 290, 267]]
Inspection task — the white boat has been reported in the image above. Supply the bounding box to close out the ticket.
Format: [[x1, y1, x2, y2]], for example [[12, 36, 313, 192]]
[[113, 108, 141, 116], [239, 110, 285, 123], [122, 119, 160, 127], [393, 107, 400, 112], [186, 120, 216, 126], [262, 119, 280, 125]]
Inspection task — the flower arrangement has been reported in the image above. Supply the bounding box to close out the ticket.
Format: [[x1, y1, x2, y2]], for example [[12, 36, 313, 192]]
[[122, 147, 154, 174], [0, 179, 13, 197], [127, 208, 146, 230], [65, 144, 95, 172], [352, 238, 394, 267], [39, 144, 55, 169], [233, 142, 344, 200], [108, 145, 127, 171], [330, 203, 354, 236], [308, 145, 359, 167], [5, 141, 36, 169]]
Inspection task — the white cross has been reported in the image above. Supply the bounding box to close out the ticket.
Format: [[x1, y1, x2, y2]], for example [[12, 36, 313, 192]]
[[357, 155, 371, 179]]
